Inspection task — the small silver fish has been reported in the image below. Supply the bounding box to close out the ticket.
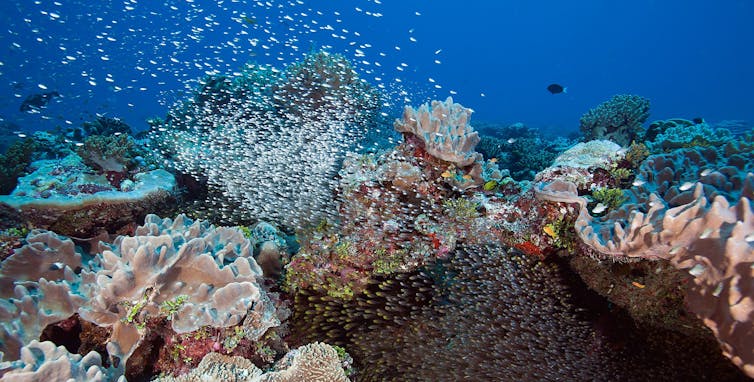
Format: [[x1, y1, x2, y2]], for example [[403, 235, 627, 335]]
[[591, 203, 607, 214]]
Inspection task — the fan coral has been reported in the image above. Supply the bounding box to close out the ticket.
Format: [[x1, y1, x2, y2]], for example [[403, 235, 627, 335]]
[[394, 97, 482, 167], [579, 94, 650, 146]]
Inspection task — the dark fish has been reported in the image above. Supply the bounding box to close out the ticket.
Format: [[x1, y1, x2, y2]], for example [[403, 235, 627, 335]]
[[547, 83, 566, 94], [242, 16, 256, 25], [692, 117, 705, 124], [20, 91, 61, 112]]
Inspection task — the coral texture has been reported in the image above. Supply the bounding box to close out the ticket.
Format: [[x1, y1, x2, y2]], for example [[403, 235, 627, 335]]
[[152, 342, 349, 382], [0, 340, 114, 382], [579, 94, 650, 146], [151, 50, 379, 228], [535, 140, 754, 377], [394, 97, 482, 167], [0, 231, 86, 361], [78, 214, 276, 367]]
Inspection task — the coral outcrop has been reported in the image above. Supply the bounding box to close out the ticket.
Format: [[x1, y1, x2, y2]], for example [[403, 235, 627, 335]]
[[394, 97, 482, 167], [579, 94, 650, 146], [535, 137, 754, 377], [153, 342, 350, 382], [78, 214, 277, 367], [0, 340, 116, 382], [0, 154, 177, 237]]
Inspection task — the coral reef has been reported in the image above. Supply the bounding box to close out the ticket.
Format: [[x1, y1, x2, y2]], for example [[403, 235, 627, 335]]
[[534, 140, 625, 191], [646, 118, 733, 153], [151, 50, 380, 229], [476, 122, 571, 180], [76, 134, 138, 174], [0, 155, 177, 237], [394, 97, 481, 167], [77, 214, 277, 368], [579, 94, 650, 146], [535, 136, 754, 377], [0, 138, 37, 195], [0, 340, 115, 382], [290, 245, 744, 381], [153, 342, 350, 382]]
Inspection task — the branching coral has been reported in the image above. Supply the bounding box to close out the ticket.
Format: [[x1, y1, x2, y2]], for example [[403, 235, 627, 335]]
[[579, 94, 650, 146]]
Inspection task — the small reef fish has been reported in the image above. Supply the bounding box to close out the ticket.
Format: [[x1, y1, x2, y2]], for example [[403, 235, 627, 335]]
[[591, 203, 607, 214], [547, 83, 567, 94], [20, 91, 61, 112], [679, 182, 695, 191], [507, 138, 517, 144]]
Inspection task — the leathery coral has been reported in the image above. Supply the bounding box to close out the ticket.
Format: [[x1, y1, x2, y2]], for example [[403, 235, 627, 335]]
[[394, 96, 482, 167], [77, 214, 277, 370], [535, 142, 754, 377], [152, 342, 350, 382]]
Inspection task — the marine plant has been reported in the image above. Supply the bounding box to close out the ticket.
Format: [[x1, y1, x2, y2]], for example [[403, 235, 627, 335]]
[[591, 187, 628, 211]]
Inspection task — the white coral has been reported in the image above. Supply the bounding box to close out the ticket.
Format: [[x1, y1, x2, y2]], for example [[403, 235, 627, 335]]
[[394, 97, 482, 166]]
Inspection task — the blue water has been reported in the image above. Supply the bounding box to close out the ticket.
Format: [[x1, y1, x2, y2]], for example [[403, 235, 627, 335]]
[[1, 0, 752, 137]]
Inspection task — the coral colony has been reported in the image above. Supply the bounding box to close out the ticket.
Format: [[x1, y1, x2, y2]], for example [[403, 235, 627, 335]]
[[1, 50, 754, 382]]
